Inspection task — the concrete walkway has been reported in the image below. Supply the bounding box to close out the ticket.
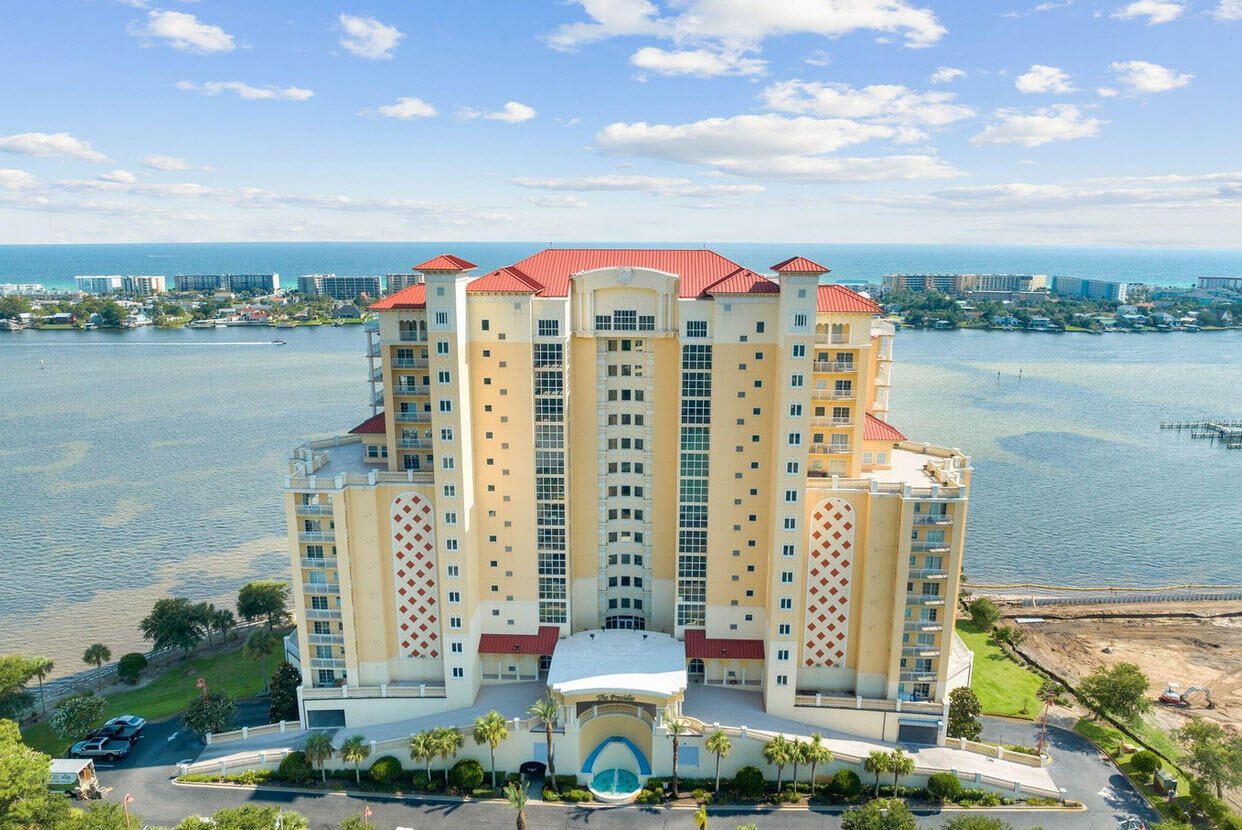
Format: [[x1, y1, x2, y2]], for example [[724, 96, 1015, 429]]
[[682, 685, 1059, 796]]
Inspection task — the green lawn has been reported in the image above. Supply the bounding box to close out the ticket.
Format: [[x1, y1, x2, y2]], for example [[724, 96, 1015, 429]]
[[22, 637, 281, 756], [1074, 717, 1192, 820], [955, 620, 1046, 718]]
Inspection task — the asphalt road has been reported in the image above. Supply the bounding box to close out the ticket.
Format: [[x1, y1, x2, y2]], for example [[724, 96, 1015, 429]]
[[93, 706, 1159, 830]]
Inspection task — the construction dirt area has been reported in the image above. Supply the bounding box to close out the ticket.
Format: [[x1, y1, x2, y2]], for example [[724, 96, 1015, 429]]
[[999, 599, 1242, 735]]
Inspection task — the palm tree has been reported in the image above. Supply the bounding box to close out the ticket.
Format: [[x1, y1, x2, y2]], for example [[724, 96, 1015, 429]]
[[82, 644, 111, 691], [304, 732, 335, 784], [705, 729, 732, 793], [805, 733, 833, 797], [693, 805, 708, 830], [30, 657, 54, 715], [201, 602, 218, 647], [863, 750, 890, 797], [473, 710, 510, 788], [211, 607, 236, 643], [1035, 680, 1062, 754], [434, 726, 463, 786], [527, 695, 560, 793], [888, 747, 914, 792], [340, 734, 370, 785], [788, 739, 804, 795], [504, 781, 528, 830], [243, 628, 276, 691], [664, 714, 689, 798], [762, 734, 792, 792], [409, 730, 435, 783]]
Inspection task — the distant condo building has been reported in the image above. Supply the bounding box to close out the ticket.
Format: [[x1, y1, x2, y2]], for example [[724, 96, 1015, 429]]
[[1197, 276, 1242, 291], [386, 272, 424, 294], [174, 274, 280, 294], [0, 283, 44, 295], [74, 275, 166, 295], [282, 250, 972, 746], [298, 274, 383, 300], [1049, 275, 1129, 303], [883, 273, 1048, 294]]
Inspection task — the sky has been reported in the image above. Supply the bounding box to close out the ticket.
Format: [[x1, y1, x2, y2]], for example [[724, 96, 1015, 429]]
[[2, 0, 1241, 246]]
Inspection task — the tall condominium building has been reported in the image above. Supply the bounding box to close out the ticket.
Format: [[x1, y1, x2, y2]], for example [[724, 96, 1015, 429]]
[[1198, 276, 1242, 291], [298, 274, 383, 300], [74, 275, 166, 295], [283, 250, 972, 744], [386, 273, 424, 294], [883, 273, 1047, 294], [174, 274, 281, 293], [1050, 275, 1129, 303]]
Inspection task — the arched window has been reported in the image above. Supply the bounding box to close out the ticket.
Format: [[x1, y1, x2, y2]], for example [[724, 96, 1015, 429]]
[[687, 658, 704, 678]]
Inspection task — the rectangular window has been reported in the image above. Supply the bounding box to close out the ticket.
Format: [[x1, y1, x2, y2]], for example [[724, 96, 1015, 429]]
[[538, 319, 560, 337], [439, 399, 452, 412], [685, 320, 707, 338], [793, 313, 808, 328], [780, 570, 794, 584], [451, 666, 464, 678], [781, 544, 795, 558], [779, 597, 793, 610], [792, 343, 806, 358], [434, 311, 449, 327], [448, 591, 461, 603], [777, 649, 790, 661], [778, 623, 791, 636], [776, 674, 789, 686]]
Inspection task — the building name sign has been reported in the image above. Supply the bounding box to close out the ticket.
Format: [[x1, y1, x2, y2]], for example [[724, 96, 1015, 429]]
[[594, 693, 636, 702]]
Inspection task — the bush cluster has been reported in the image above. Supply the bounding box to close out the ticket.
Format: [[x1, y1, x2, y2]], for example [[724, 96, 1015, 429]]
[[448, 758, 484, 791], [275, 751, 314, 785], [368, 755, 404, 784]]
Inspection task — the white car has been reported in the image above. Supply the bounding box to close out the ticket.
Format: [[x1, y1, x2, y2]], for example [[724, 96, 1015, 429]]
[[104, 715, 146, 732]]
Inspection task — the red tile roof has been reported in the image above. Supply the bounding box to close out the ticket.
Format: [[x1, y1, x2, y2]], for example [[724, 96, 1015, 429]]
[[684, 628, 765, 660], [817, 284, 882, 314], [772, 256, 831, 274], [477, 626, 561, 655], [864, 412, 906, 442], [466, 266, 545, 294], [349, 412, 386, 435], [413, 254, 477, 272], [704, 268, 780, 296], [505, 248, 746, 299], [368, 283, 426, 310]]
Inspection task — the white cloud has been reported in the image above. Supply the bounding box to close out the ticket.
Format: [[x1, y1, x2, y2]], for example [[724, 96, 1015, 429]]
[[1097, 87, 1119, 97], [1014, 65, 1076, 94], [0, 132, 108, 162], [337, 14, 404, 59], [1110, 60, 1193, 92], [526, 194, 590, 208], [546, 0, 947, 52], [1215, 0, 1242, 19], [595, 114, 961, 180], [461, 102, 537, 123], [970, 105, 1104, 147], [142, 154, 211, 172], [129, 10, 235, 54], [372, 97, 438, 119], [1112, 0, 1184, 24], [99, 169, 138, 184], [175, 81, 314, 101], [868, 175, 1242, 211], [761, 80, 974, 126], [930, 67, 966, 83], [511, 173, 766, 196], [630, 46, 765, 77], [0, 169, 39, 190]]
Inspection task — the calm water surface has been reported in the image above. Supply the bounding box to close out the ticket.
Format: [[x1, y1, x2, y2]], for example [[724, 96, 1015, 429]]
[[1, 325, 1240, 675]]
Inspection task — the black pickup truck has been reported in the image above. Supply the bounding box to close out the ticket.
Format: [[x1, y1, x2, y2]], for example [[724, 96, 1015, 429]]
[[87, 722, 142, 744]]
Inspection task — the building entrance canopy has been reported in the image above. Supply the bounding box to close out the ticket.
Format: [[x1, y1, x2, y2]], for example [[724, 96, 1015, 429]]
[[546, 630, 687, 701]]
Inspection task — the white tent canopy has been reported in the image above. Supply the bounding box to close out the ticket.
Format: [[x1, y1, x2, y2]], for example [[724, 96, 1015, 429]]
[[546, 629, 687, 699]]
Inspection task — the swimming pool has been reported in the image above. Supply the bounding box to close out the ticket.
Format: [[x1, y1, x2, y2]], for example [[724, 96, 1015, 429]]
[[590, 768, 641, 801]]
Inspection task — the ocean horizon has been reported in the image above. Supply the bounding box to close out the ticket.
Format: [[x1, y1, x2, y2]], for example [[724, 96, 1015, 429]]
[[3, 241, 1242, 290]]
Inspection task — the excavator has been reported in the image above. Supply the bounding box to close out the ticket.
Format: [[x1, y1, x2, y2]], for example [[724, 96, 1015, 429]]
[[1158, 682, 1215, 709]]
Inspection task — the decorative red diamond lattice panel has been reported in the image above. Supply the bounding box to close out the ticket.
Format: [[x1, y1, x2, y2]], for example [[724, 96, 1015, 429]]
[[391, 493, 440, 659], [803, 498, 855, 668]]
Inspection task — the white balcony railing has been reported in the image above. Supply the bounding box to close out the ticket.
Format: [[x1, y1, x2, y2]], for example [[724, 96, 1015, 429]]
[[307, 634, 344, 646], [308, 658, 347, 670], [903, 620, 942, 632], [812, 361, 858, 373], [392, 358, 429, 369], [809, 444, 852, 455], [295, 503, 333, 516], [394, 411, 431, 423], [397, 439, 433, 449], [810, 389, 855, 400], [913, 514, 953, 525], [304, 583, 340, 595], [899, 671, 938, 683], [394, 385, 430, 396], [305, 609, 342, 621], [908, 568, 949, 580], [810, 417, 853, 428], [298, 531, 335, 543], [907, 594, 945, 607], [300, 557, 338, 569]]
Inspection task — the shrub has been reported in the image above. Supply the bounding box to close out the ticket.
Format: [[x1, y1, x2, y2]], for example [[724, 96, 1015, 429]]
[[927, 772, 963, 803], [553, 774, 579, 790], [276, 751, 314, 785], [635, 789, 662, 804], [958, 788, 1001, 807], [542, 788, 561, 802], [731, 766, 766, 800], [471, 787, 501, 798], [829, 768, 863, 801], [449, 758, 485, 791], [1129, 750, 1161, 776], [368, 755, 404, 784], [943, 817, 1016, 830], [691, 788, 711, 803], [1220, 815, 1242, 830], [645, 776, 667, 792], [562, 788, 593, 802], [968, 597, 1001, 630], [116, 652, 148, 683]]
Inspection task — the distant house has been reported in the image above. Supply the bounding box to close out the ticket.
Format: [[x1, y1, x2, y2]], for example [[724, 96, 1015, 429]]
[[333, 303, 363, 319], [1027, 315, 1052, 330], [46, 312, 74, 325], [994, 315, 1021, 327]]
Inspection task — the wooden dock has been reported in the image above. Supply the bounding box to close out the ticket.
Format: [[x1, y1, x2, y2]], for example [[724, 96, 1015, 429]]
[[1160, 420, 1242, 449]]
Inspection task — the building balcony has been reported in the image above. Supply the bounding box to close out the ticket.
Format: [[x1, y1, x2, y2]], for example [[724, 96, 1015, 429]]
[[369, 365, 383, 382], [810, 389, 855, 400], [298, 531, 335, 543], [392, 358, 429, 369], [899, 671, 938, 683], [394, 411, 431, 423], [366, 344, 381, 358], [903, 620, 942, 632], [305, 609, 342, 621], [300, 557, 338, 569], [307, 633, 344, 646], [304, 583, 340, 595], [393, 385, 430, 397], [363, 320, 378, 333], [370, 389, 384, 407], [902, 646, 940, 658], [908, 568, 949, 580], [914, 514, 953, 526], [397, 438, 433, 449], [533, 360, 564, 369], [295, 503, 333, 516], [814, 334, 851, 345], [810, 417, 853, 428], [809, 443, 852, 455], [910, 542, 950, 552], [812, 361, 857, 373], [398, 331, 428, 342], [308, 658, 347, 670], [907, 593, 945, 607]]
